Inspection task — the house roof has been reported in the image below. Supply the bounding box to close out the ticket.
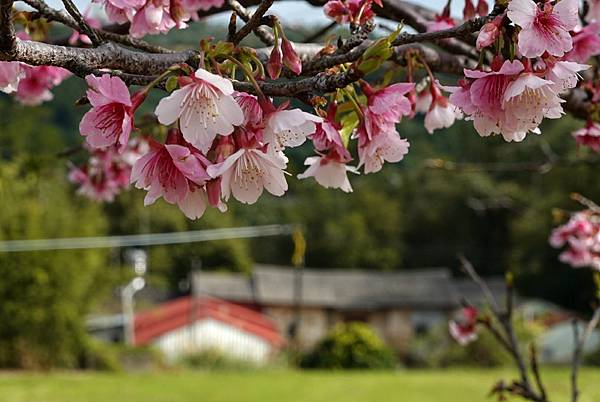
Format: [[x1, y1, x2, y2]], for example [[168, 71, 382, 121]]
[[134, 296, 284, 347], [193, 265, 465, 310]]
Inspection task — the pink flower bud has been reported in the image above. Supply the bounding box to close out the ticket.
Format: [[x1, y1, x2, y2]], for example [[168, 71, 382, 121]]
[[476, 0, 489, 16], [267, 43, 283, 79], [281, 37, 302, 75], [463, 0, 476, 20], [476, 22, 500, 50]]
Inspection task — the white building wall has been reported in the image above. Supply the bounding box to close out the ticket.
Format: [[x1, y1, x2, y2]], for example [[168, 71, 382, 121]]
[[154, 319, 274, 363]]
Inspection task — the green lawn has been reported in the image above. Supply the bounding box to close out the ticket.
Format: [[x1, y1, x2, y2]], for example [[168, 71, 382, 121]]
[[0, 368, 599, 402]]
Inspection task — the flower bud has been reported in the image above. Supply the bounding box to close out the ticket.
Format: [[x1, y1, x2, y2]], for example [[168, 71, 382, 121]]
[[267, 43, 283, 79], [281, 37, 302, 75]]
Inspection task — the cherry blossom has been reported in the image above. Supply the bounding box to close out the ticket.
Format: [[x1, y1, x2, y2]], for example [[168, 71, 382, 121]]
[[15, 65, 70, 106], [281, 37, 302, 75], [129, 0, 188, 38], [94, 0, 143, 24], [507, 0, 579, 58], [358, 128, 410, 174], [572, 121, 600, 152], [131, 130, 212, 219], [207, 146, 288, 205], [449, 306, 479, 346], [79, 74, 146, 153], [545, 60, 589, 92], [0, 62, 23, 94], [68, 9, 102, 45], [234, 92, 264, 128], [565, 23, 600, 63], [69, 146, 133, 202], [263, 107, 322, 151], [298, 151, 357, 193], [182, 0, 224, 13], [323, 0, 381, 25], [425, 15, 455, 32], [476, 15, 503, 50], [155, 68, 244, 153], [360, 82, 414, 140], [550, 210, 600, 270], [422, 84, 462, 134]]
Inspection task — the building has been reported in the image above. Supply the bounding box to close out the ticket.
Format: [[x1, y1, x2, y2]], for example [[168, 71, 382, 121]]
[[192, 265, 506, 353], [132, 296, 284, 363]]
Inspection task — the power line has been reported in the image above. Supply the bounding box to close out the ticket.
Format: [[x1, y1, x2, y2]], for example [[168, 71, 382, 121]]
[[0, 224, 296, 253]]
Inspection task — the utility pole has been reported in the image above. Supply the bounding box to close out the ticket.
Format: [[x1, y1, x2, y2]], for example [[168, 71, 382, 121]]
[[121, 249, 147, 346]]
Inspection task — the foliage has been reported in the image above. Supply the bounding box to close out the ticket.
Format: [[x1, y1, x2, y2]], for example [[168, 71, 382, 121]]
[[300, 322, 396, 369], [0, 161, 111, 368], [177, 349, 259, 371]]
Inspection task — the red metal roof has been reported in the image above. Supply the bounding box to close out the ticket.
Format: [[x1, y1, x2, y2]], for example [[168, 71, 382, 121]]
[[134, 296, 284, 347]]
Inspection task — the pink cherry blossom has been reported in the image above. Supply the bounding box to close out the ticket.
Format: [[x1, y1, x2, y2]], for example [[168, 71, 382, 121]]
[[80, 74, 146, 153], [550, 210, 600, 270], [572, 121, 600, 152], [207, 146, 288, 204], [323, 0, 380, 25], [69, 146, 133, 202], [565, 23, 600, 63], [131, 130, 212, 219], [0, 62, 23, 94], [423, 84, 462, 134], [155, 68, 244, 153], [476, 15, 503, 50], [94, 0, 144, 23], [507, 0, 579, 58], [449, 306, 479, 346], [129, 0, 188, 38], [360, 82, 414, 140], [234, 91, 263, 128], [358, 128, 410, 174], [545, 60, 589, 92], [501, 72, 564, 140], [15, 65, 70, 106], [298, 151, 357, 193], [263, 107, 322, 151]]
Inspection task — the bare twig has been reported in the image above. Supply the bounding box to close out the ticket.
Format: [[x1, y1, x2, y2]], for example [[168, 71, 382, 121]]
[[60, 0, 102, 45], [571, 307, 600, 402], [0, 0, 16, 56], [232, 0, 274, 45], [530, 344, 548, 402], [459, 255, 501, 313], [227, 0, 274, 45]]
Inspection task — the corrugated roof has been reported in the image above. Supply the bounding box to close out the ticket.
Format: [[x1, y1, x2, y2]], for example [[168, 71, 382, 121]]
[[194, 265, 461, 309]]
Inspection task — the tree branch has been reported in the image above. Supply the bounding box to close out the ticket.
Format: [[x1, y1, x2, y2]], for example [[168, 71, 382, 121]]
[[0, 0, 16, 57], [60, 0, 102, 45], [571, 307, 600, 402], [232, 0, 274, 45], [227, 0, 274, 45]]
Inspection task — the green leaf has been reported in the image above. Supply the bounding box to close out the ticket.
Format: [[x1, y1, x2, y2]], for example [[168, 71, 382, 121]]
[[165, 76, 179, 92]]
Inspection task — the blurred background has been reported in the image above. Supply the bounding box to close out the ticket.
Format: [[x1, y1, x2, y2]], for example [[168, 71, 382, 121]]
[[1, 1, 600, 401]]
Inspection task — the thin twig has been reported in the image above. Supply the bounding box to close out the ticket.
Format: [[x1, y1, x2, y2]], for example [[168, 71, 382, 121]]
[[571, 307, 600, 402], [459, 255, 501, 313], [227, 0, 274, 45], [530, 344, 548, 402], [60, 0, 102, 45], [232, 0, 274, 45]]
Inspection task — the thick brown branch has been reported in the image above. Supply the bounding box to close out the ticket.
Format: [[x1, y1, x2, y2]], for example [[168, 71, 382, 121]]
[[21, 0, 173, 54], [3, 39, 197, 75], [0, 0, 16, 56]]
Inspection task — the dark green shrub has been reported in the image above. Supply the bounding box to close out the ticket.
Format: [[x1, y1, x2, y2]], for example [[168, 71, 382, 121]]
[[178, 349, 258, 370], [300, 322, 396, 369]]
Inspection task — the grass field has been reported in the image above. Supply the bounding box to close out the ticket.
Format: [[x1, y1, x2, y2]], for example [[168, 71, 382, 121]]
[[0, 368, 599, 402]]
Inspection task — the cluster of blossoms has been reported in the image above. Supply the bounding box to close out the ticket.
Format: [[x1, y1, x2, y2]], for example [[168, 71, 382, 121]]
[[449, 0, 593, 143], [72, 61, 418, 218], [93, 0, 225, 38], [550, 209, 600, 270], [448, 306, 479, 345], [68, 138, 147, 202], [0, 34, 69, 106]]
